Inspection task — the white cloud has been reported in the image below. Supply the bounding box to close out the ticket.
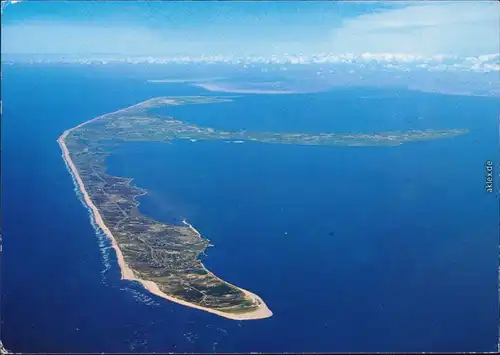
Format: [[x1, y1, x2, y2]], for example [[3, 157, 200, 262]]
[[328, 2, 499, 56], [2, 1, 497, 68], [4, 52, 498, 73]]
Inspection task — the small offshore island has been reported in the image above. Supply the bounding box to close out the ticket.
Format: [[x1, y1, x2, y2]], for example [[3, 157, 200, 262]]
[[58, 96, 468, 320]]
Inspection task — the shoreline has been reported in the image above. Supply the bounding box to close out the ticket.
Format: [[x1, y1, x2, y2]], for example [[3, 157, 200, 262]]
[[192, 83, 301, 95], [57, 99, 272, 320]]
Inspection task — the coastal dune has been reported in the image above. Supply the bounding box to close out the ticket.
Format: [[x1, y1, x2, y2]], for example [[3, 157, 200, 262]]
[[57, 101, 272, 321]]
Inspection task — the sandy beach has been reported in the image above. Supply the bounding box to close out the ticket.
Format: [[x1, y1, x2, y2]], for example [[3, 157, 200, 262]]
[[57, 100, 272, 320], [192, 83, 299, 94]]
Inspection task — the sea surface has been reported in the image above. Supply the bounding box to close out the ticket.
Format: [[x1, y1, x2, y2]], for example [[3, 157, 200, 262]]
[[2, 64, 498, 353]]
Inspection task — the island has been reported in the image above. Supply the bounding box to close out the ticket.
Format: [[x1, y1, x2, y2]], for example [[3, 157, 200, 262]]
[[58, 96, 468, 320]]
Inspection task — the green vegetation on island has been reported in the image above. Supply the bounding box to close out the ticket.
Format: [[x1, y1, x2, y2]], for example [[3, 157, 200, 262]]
[[61, 96, 468, 318]]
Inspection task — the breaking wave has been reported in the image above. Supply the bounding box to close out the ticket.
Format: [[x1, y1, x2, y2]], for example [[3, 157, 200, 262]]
[[121, 284, 160, 307], [60, 146, 113, 283], [61, 143, 162, 308]]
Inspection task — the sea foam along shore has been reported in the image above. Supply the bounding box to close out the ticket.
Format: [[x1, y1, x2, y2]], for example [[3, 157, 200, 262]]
[[57, 99, 272, 320]]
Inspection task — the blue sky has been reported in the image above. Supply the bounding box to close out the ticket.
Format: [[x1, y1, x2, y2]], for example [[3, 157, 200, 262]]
[[1, 1, 498, 58]]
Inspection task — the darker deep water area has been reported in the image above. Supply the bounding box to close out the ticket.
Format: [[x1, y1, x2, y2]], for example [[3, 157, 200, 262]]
[[1, 64, 498, 353]]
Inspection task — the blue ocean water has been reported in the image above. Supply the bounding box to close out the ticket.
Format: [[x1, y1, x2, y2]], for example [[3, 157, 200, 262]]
[[2, 64, 498, 353], [151, 87, 487, 134]]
